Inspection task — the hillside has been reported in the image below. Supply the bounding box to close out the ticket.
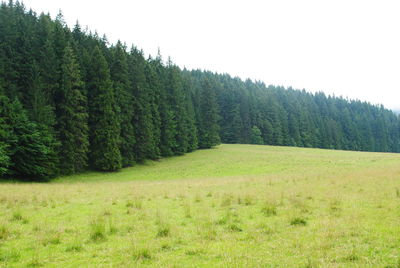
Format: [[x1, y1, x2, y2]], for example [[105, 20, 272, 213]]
[[1, 144, 400, 266], [1, 2, 399, 181]]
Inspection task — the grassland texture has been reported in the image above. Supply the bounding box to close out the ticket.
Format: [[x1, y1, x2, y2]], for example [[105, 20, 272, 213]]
[[0, 144, 400, 267]]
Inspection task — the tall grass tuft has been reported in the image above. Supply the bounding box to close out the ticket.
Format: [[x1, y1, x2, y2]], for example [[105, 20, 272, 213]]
[[261, 202, 277, 216], [132, 247, 152, 261], [290, 217, 307, 226], [156, 225, 170, 238], [90, 218, 106, 242], [0, 223, 9, 240]]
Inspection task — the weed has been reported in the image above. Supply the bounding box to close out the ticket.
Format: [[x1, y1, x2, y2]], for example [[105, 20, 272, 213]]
[[0, 249, 20, 263], [185, 248, 203, 256], [134, 199, 143, 209], [65, 242, 83, 252], [221, 194, 232, 207], [183, 204, 191, 218], [342, 252, 359, 262], [0, 224, 9, 240], [42, 233, 61, 246], [11, 211, 23, 221], [156, 225, 170, 238], [290, 217, 307, 226], [160, 243, 171, 251], [89, 218, 106, 242], [261, 202, 277, 216], [258, 223, 273, 235], [244, 195, 253, 206], [228, 223, 243, 232], [329, 199, 341, 213], [126, 201, 134, 208], [133, 248, 152, 261]]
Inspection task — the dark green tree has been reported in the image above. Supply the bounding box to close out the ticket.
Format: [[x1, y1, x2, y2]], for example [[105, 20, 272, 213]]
[[0, 93, 10, 176], [110, 41, 135, 167], [57, 44, 89, 174], [0, 96, 58, 180], [144, 59, 162, 159], [198, 78, 220, 148], [128, 47, 154, 161], [87, 46, 121, 171], [250, 126, 264, 145], [165, 60, 189, 155]]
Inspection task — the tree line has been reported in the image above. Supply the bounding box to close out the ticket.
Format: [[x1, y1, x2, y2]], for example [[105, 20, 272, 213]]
[[0, 1, 399, 180]]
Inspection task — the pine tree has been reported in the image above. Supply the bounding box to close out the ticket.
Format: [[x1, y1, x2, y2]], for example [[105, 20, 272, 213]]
[[58, 44, 89, 174], [87, 46, 121, 171]]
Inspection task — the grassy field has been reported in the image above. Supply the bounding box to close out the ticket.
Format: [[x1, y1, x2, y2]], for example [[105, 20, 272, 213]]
[[1, 144, 400, 267]]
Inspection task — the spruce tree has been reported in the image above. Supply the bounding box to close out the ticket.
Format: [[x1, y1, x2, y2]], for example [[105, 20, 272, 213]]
[[0, 93, 10, 176], [144, 59, 162, 159], [128, 47, 153, 162], [198, 77, 220, 148], [110, 41, 135, 167], [0, 96, 58, 180], [250, 126, 264, 145], [182, 74, 198, 151], [165, 60, 189, 155], [151, 54, 176, 157], [87, 46, 121, 171], [58, 44, 89, 174]]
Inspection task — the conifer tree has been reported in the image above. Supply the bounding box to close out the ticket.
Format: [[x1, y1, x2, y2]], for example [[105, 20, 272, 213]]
[[165, 60, 189, 155], [58, 44, 89, 174], [151, 54, 176, 157], [144, 59, 162, 159], [110, 41, 135, 167], [0, 92, 10, 176], [198, 78, 220, 148], [87, 46, 121, 171], [0, 96, 58, 180], [250, 126, 264, 145], [182, 74, 198, 151], [128, 47, 153, 162]]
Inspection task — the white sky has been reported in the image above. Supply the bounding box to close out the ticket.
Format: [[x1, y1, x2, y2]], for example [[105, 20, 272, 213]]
[[22, 0, 400, 111]]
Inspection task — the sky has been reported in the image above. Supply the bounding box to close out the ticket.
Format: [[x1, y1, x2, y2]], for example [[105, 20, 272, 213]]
[[22, 0, 400, 111]]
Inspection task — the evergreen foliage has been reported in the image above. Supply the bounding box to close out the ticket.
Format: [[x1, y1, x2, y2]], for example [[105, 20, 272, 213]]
[[87, 46, 121, 171], [0, 2, 399, 180], [250, 126, 264, 145], [0, 96, 58, 180], [110, 41, 135, 167], [58, 44, 89, 174]]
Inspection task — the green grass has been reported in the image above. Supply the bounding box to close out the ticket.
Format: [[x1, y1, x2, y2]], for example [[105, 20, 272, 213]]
[[0, 144, 400, 267]]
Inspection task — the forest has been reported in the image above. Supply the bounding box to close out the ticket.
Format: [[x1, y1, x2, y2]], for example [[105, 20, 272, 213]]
[[0, 1, 399, 180]]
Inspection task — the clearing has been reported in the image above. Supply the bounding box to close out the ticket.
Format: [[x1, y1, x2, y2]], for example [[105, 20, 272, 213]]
[[0, 144, 400, 267]]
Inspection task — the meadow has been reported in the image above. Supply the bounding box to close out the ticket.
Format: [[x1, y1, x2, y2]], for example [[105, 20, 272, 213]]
[[0, 144, 400, 267]]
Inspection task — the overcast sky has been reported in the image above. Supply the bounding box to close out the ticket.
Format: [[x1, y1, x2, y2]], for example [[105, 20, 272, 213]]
[[23, 0, 400, 110]]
